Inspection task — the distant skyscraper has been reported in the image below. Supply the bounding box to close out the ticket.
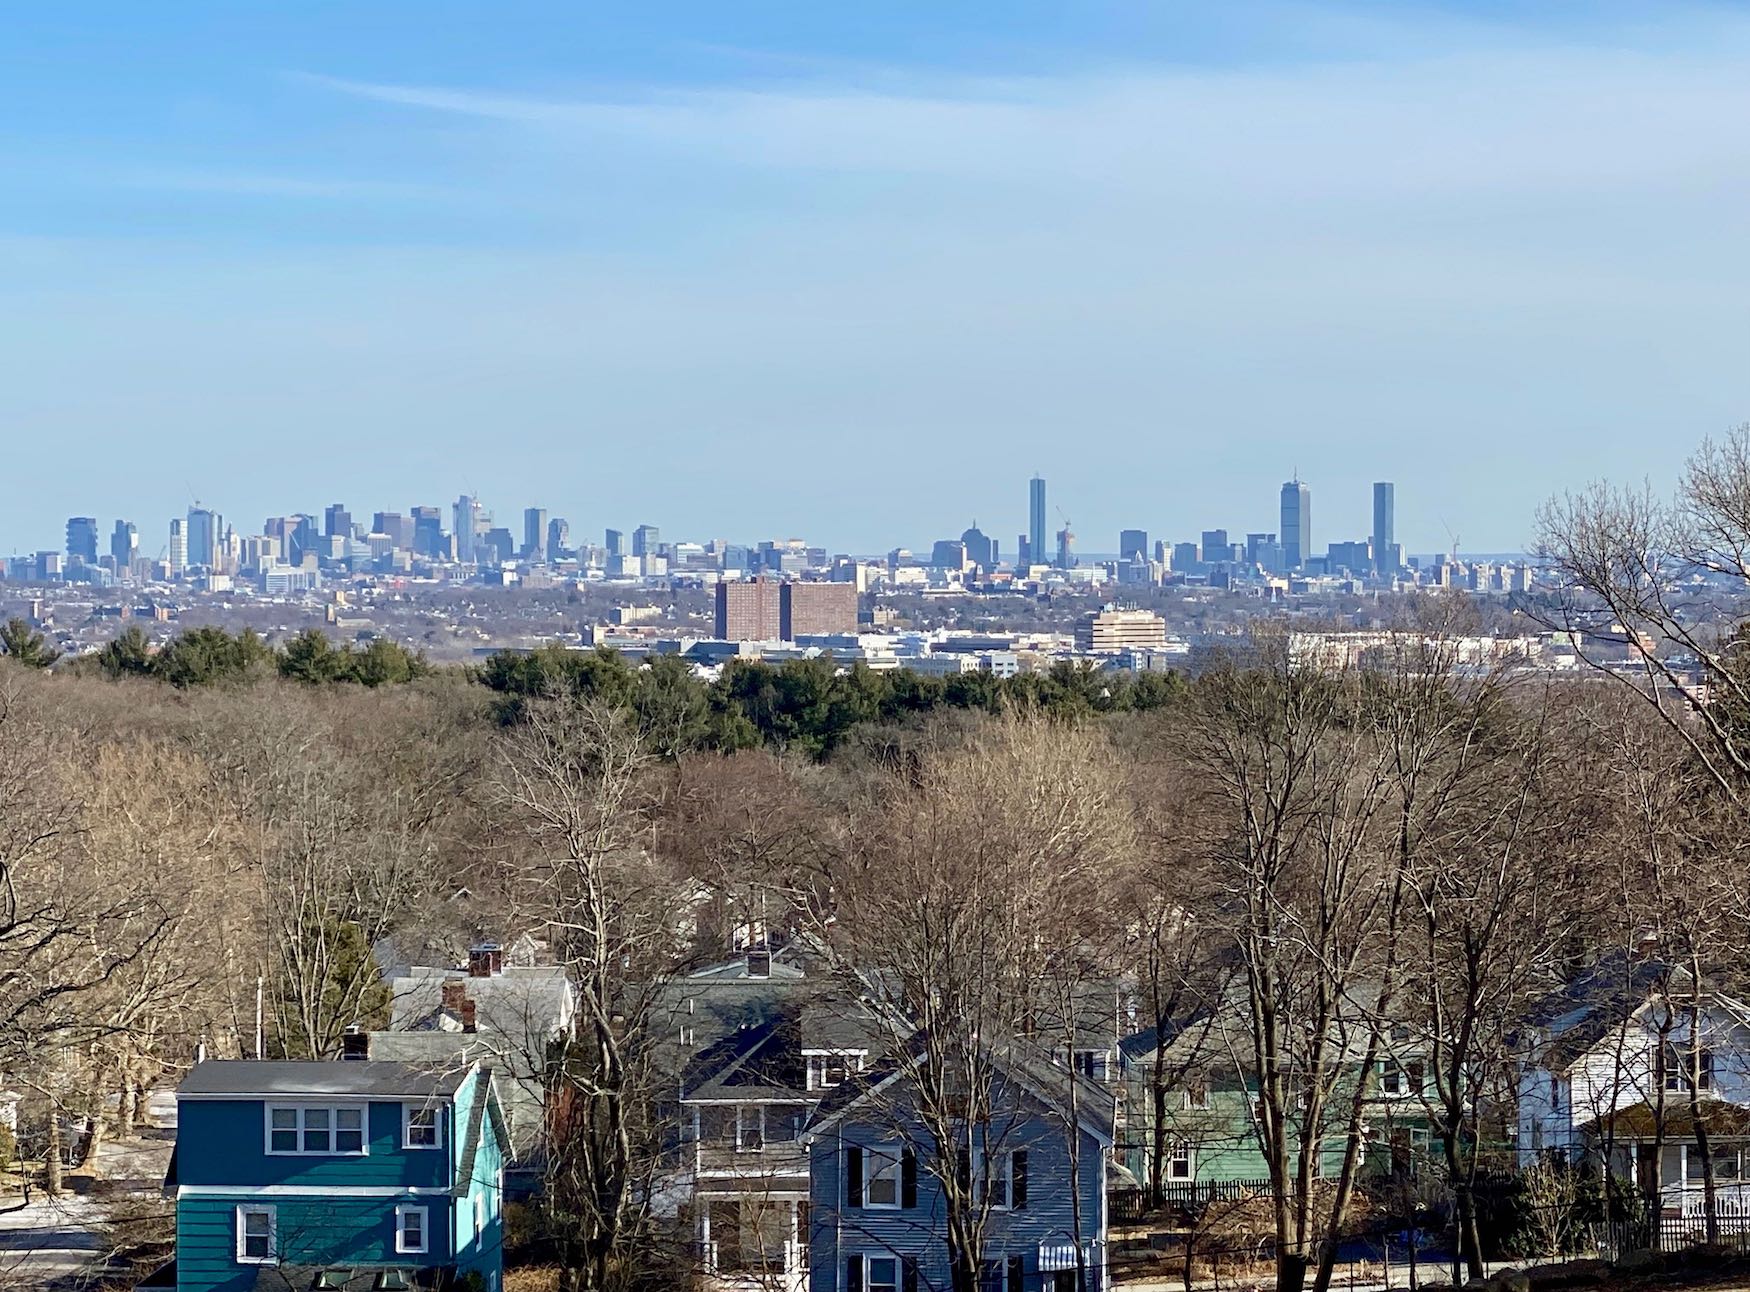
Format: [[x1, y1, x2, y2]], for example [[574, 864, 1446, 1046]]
[[1200, 530, 1232, 565], [632, 524, 660, 557], [1280, 478, 1311, 571], [110, 519, 138, 569], [1028, 476, 1047, 571], [373, 512, 413, 550], [453, 495, 478, 562], [960, 523, 996, 570], [1372, 482, 1395, 576], [523, 507, 549, 560], [1017, 535, 1032, 568], [1055, 522, 1074, 570], [547, 517, 570, 557], [168, 518, 187, 573], [605, 528, 624, 558], [411, 506, 444, 558], [187, 506, 220, 568], [65, 517, 98, 564], [1119, 529, 1149, 562], [287, 514, 318, 567], [323, 503, 352, 539]]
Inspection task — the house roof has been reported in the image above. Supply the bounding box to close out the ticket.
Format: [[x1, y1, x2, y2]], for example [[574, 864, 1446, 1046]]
[[804, 1031, 1116, 1147], [452, 1077, 511, 1197], [683, 1013, 809, 1102], [1579, 1099, 1750, 1139], [178, 1061, 472, 1100], [1520, 953, 1684, 1073], [388, 965, 573, 1043]]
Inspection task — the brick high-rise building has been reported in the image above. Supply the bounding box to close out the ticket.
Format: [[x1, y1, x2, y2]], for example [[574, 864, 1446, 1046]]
[[780, 581, 858, 639], [716, 577, 782, 641]]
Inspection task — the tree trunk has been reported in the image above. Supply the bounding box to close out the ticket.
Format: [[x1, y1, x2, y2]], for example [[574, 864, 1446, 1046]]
[[43, 1111, 62, 1197]]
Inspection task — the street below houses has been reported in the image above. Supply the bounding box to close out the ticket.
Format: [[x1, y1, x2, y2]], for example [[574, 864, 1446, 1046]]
[[0, 1088, 175, 1289]]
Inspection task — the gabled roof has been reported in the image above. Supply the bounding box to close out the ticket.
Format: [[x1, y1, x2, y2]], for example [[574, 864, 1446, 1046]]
[[682, 1013, 809, 1102], [1520, 953, 1681, 1073], [177, 1060, 472, 1100], [452, 1074, 511, 1197], [803, 1031, 1115, 1147]]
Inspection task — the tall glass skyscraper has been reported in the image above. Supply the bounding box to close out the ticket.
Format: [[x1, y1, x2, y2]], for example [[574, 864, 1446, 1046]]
[[1028, 475, 1047, 570], [186, 506, 220, 569], [1372, 482, 1395, 575], [1280, 478, 1311, 571]]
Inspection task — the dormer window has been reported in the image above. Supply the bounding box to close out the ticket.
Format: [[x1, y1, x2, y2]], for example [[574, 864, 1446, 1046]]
[[807, 1053, 863, 1091], [746, 949, 771, 979]]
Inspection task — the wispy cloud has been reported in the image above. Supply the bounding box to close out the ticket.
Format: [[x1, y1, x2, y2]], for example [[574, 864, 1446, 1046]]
[[119, 170, 448, 201]]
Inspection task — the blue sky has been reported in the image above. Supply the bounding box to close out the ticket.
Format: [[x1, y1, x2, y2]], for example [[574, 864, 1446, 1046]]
[[4, 2, 1748, 557]]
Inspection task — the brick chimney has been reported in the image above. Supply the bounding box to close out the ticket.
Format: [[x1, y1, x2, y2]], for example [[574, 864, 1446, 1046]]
[[460, 1000, 477, 1033], [341, 1025, 370, 1060], [467, 942, 504, 978], [441, 979, 469, 1018]]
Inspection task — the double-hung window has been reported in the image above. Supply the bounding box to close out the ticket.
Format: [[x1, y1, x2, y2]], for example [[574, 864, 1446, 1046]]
[[1168, 1142, 1193, 1181], [396, 1204, 429, 1255], [1664, 1043, 1714, 1092], [865, 1145, 902, 1208], [236, 1204, 276, 1264], [1182, 1082, 1212, 1111], [865, 1255, 900, 1292], [974, 1150, 1029, 1209], [267, 1104, 365, 1155], [403, 1104, 441, 1149], [736, 1105, 765, 1153]]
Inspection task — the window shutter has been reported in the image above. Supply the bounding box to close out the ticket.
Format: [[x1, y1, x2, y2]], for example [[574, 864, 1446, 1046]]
[[901, 1148, 918, 1209], [903, 1256, 919, 1292], [847, 1256, 863, 1292], [1007, 1256, 1024, 1291], [847, 1146, 864, 1208], [956, 1148, 971, 1192], [1012, 1150, 1028, 1209]]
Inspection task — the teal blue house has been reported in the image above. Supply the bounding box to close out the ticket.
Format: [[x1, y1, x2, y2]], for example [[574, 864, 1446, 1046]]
[[152, 1059, 508, 1292]]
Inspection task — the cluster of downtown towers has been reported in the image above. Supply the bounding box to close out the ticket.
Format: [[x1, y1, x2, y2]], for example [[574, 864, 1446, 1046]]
[[1021, 475, 1400, 577]]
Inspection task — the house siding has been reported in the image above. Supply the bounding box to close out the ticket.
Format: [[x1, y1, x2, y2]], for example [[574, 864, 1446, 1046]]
[[176, 1098, 452, 1191], [176, 1193, 453, 1292], [173, 1069, 505, 1292], [807, 1091, 1109, 1292]]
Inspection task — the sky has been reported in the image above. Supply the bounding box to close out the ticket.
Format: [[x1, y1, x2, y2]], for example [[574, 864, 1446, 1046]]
[[3, 1, 1749, 559]]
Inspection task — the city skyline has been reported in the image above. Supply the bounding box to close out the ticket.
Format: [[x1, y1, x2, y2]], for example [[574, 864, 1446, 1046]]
[[6, 469, 1509, 570], [5, 3, 1744, 556]]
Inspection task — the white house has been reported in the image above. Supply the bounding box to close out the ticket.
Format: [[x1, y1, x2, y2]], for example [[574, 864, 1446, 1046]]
[[1516, 958, 1750, 1218]]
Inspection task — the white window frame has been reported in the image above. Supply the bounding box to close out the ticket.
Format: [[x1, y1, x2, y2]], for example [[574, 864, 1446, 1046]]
[[806, 1052, 863, 1091], [403, 1103, 442, 1150], [1380, 1060, 1405, 1098], [395, 1203, 430, 1255], [475, 1191, 487, 1237], [265, 1103, 368, 1156], [864, 1253, 901, 1292], [1182, 1083, 1212, 1111], [1167, 1142, 1193, 1181], [864, 1144, 903, 1209], [974, 1150, 1016, 1209], [235, 1204, 277, 1265], [735, 1105, 765, 1154]]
